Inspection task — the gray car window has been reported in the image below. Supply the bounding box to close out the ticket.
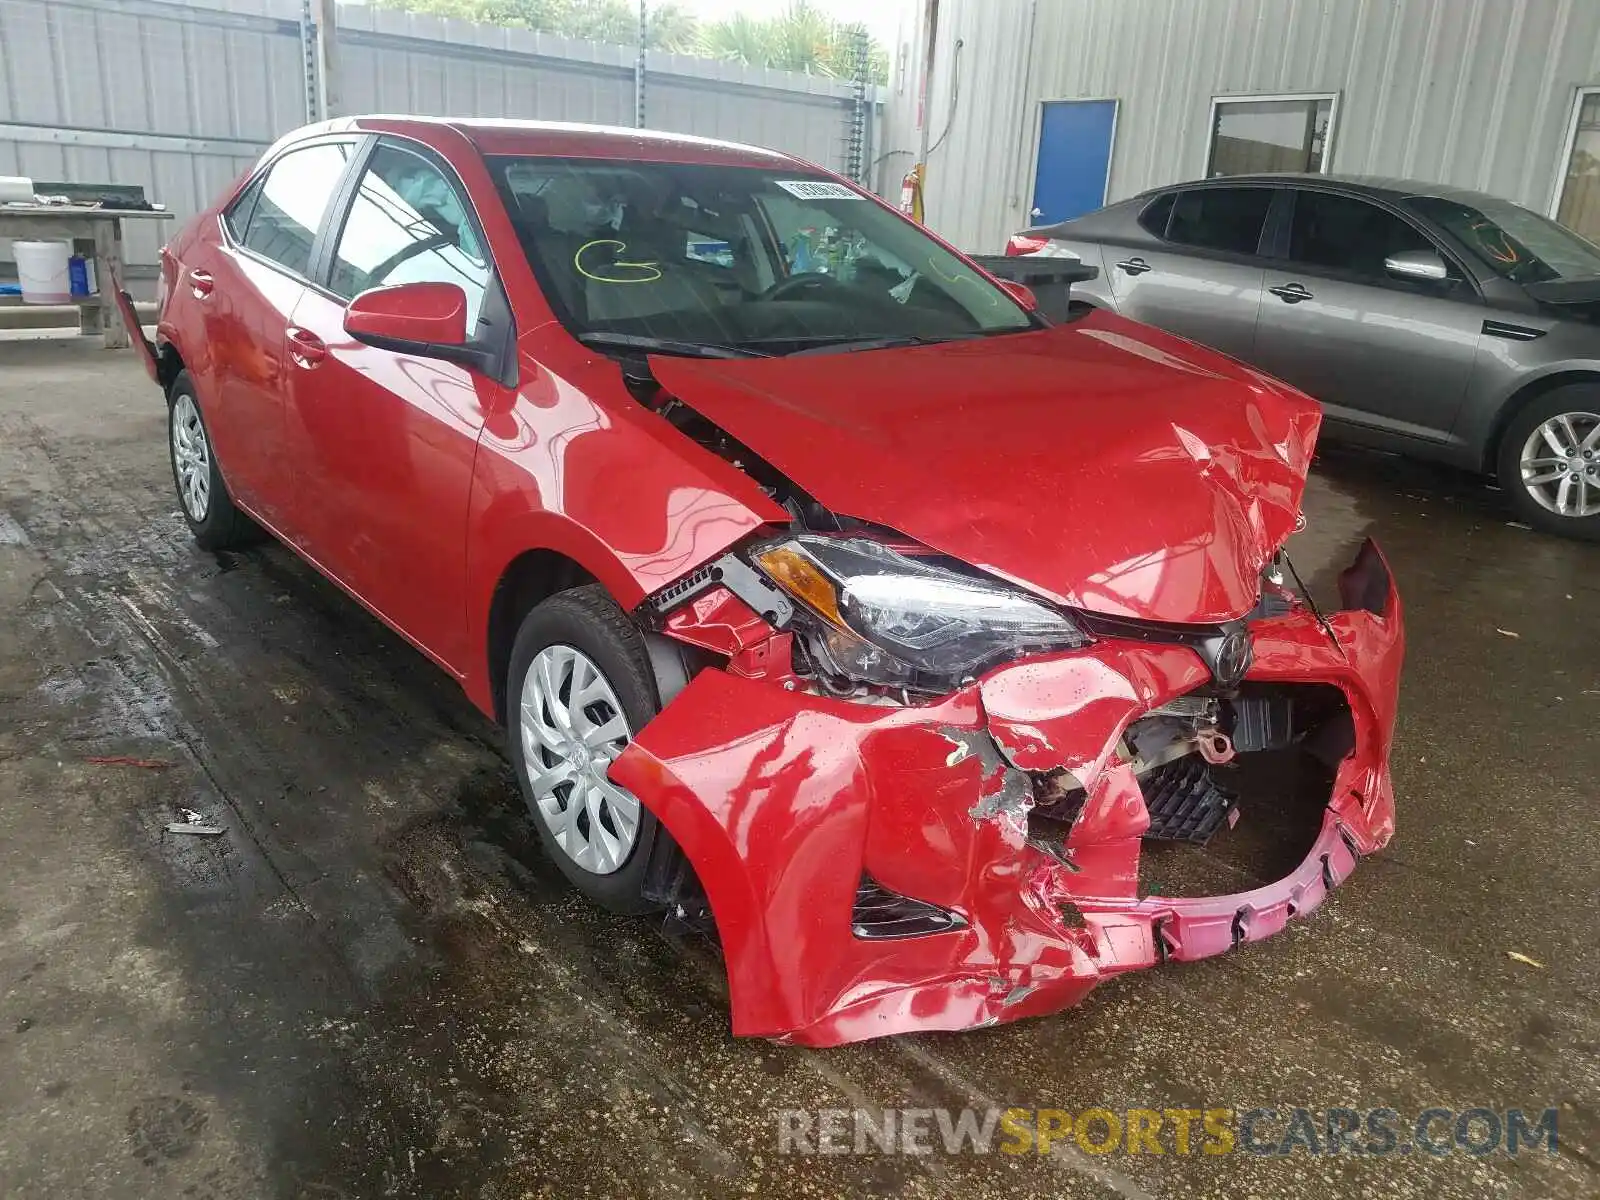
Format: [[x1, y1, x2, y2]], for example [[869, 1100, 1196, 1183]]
[[1288, 191, 1444, 281], [1166, 188, 1273, 256], [1138, 192, 1176, 238]]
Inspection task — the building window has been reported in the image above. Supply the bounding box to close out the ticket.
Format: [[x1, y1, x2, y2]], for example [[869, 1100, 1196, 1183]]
[[1207, 95, 1336, 178], [1554, 89, 1600, 243]]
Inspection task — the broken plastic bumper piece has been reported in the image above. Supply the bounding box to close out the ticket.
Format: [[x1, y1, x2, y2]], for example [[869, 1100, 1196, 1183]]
[[609, 540, 1403, 1047]]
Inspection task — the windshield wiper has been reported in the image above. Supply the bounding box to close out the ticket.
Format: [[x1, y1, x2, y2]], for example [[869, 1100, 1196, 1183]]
[[576, 332, 771, 360], [783, 333, 970, 356]]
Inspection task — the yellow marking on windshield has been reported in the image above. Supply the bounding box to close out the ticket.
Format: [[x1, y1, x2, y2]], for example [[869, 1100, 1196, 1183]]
[[925, 254, 1001, 306], [575, 239, 663, 284]]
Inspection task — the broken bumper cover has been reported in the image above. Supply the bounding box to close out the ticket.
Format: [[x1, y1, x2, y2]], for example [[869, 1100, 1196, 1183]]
[[611, 541, 1404, 1047]]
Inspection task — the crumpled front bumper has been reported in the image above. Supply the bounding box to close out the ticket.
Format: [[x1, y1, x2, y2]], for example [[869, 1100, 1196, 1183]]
[[610, 541, 1404, 1047]]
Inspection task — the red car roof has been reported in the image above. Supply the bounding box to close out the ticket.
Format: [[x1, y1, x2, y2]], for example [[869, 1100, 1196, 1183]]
[[339, 114, 807, 169]]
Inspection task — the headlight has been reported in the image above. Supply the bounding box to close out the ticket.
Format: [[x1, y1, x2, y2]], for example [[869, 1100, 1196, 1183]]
[[752, 535, 1089, 689]]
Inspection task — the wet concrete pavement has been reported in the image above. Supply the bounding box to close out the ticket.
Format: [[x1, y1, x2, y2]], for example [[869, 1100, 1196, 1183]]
[[0, 338, 1596, 1199]]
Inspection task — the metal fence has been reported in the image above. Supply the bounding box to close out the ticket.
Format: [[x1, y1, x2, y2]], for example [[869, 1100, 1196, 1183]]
[[0, 0, 879, 269]]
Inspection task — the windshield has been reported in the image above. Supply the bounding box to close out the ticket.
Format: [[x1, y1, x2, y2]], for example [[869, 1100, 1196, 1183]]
[[1404, 193, 1600, 284], [486, 156, 1035, 355]]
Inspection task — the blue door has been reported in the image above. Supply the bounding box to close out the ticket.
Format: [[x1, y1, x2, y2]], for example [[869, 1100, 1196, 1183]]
[[1030, 100, 1118, 226]]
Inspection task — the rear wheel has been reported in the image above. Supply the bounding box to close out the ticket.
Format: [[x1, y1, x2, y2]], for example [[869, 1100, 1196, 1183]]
[[1498, 386, 1600, 540], [505, 585, 663, 915], [167, 371, 255, 551]]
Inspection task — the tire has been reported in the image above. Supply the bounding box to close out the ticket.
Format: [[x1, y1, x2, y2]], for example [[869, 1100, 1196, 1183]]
[[167, 370, 255, 551], [505, 584, 664, 915], [1497, 386, 1600, 541]]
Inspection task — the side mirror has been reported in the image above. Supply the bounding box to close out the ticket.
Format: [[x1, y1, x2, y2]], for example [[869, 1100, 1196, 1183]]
[[344, 281, 497, 373], [1384, 249, 1450, 283], [997, 279, 1039, 311]]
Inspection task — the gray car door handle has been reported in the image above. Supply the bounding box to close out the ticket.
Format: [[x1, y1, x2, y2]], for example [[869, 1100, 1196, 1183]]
[[1116, 257, 1152, 275], [1269, 282, 1314, 303]]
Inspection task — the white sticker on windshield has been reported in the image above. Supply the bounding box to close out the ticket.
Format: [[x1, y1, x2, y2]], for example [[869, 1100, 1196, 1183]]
[[773, 179, 862, 201]]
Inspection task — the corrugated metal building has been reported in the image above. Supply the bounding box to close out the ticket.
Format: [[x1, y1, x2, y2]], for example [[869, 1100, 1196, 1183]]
[[881, 0, 1600, 253]]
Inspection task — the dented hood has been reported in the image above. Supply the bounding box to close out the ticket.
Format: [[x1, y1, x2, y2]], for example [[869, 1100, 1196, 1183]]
[[650, 313, 1321, 625]]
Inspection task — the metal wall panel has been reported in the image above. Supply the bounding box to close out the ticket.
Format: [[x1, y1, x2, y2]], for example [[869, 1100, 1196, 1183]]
[[882, 0, 1600, 253], [645, 77, 857, 169], [0, 0, 878, 268]]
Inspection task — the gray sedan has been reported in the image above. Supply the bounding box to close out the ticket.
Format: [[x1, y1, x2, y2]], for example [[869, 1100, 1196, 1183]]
[[1011, 173, 1600, 538]]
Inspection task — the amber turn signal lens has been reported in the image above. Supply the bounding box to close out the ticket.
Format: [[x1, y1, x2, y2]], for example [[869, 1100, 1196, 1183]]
[[753, 545, 844, 626]]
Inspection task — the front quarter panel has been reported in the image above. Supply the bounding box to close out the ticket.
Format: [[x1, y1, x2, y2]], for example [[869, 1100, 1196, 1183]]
[[463, 343, 788, 712], [1455, 317, 1600, 470]]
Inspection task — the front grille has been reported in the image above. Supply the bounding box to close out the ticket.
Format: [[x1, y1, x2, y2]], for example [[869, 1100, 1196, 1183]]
[[1139, 756, 1237, 844], [851, 877, 967, 940]]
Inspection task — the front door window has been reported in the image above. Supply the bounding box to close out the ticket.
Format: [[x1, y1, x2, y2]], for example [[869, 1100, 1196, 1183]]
[[328, 144, 490, 327], [1284, 191, 1453, 286]]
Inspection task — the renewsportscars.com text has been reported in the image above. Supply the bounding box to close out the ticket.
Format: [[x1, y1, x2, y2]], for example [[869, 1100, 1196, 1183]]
[[776, 1106, 1559, 1158]]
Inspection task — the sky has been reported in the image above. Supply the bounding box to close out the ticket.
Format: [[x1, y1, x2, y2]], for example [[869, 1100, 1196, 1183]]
[[674, 0, 911, 50]]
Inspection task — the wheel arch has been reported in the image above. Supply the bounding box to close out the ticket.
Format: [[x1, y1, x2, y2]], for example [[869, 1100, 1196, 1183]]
[[482, 547, 604, 725], [1482, 369, 1600, 474], [156, 339, 187, 394]]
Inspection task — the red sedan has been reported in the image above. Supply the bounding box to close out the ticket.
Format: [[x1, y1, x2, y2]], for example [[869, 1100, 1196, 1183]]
[[134, 116, 1404, 1047]]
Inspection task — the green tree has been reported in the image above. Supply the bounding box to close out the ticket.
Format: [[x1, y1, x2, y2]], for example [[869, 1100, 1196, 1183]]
[[702, 3, 888, 82], [366, 0, 888, 81], [698, 12, 773, 65], [368, 0, 701, 53], [643, 3, 699, 53]]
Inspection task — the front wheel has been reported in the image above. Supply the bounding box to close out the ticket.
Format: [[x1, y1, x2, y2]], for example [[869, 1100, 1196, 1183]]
[[1497, 387, 1600, 540], [505, 585, 664, 915]]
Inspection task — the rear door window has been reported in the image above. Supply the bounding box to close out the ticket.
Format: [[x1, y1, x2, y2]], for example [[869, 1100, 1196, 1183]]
[[1165, 187, 1274, 255], [239, 142, 353, 278]]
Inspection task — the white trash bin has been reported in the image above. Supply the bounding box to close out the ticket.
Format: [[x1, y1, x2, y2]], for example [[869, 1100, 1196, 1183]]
[[14, 240, 72, 304]]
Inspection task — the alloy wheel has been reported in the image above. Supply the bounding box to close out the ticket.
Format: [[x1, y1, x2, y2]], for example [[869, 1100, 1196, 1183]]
[[171, 394, 212, 522], [518, 644, 640, 875], [1519, 411, 1600, 519]]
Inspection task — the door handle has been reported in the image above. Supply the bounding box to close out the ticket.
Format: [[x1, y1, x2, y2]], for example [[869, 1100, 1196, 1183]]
[[1117, 257, 1152, 276], [187, 269, 214, 298], [1269, 282, 1314, 304], [286, 326, 327, 368]]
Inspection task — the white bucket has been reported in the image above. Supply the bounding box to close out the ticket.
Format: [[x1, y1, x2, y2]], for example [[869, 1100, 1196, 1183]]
[[14, 240, 72, 304]]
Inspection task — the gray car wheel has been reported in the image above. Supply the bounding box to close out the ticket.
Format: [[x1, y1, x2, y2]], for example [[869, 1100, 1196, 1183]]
[[1499, 386, 1600, 540]]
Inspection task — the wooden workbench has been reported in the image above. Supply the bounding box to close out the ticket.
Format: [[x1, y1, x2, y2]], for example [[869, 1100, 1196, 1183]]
[[0, 205, 175, 348]]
